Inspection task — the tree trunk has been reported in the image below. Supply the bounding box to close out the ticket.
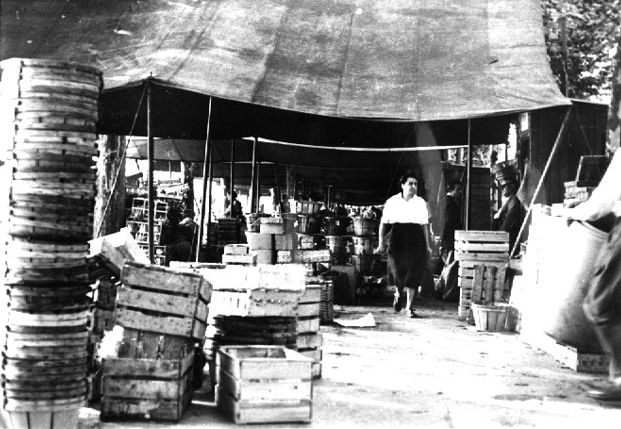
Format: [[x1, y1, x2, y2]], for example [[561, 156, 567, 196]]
[[94, 135, 126, 237], [608, 37, 621, 154]]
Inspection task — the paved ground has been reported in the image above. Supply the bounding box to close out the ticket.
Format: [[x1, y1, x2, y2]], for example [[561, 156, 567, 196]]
[[89, 298, 620, 429]]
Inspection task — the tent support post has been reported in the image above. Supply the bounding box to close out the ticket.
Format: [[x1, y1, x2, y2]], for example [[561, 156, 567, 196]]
[[146, 80, 155, 263], [229, 139, 235, 216], [510, 107, 572, 257], [250, 137, 257, 213], [196, 96, 213, 262], [256, 161, 261, 211], [206, 138, 214, 252], [465, 119, 472, 230]]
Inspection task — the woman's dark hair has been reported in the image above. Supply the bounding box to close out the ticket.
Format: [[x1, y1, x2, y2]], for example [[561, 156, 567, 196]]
[[399, 170, 418, 185]]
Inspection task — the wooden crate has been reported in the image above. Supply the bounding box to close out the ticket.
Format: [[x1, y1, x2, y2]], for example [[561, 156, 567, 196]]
[[458, 260, 507, 322], [116, 328, 194, 360], [296, 316, 320, 334], [222, 253, 257, 266], [116, 262, 212, 340], [216, 346, 312, 424], [299, 283, 322, 304], [101, 347, 194, 422], [88, 229, 149, 276], [209, 289, 301, 317], [454, 230, 509, 262], [297, 333, 322, 350]]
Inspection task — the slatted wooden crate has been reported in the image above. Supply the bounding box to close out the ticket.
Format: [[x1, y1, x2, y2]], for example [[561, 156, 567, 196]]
[[115, 262, 212, 340], [100, 346, 194, 422], [454, 230, 509, 262], [216, 346, 312, 424], [458, 260, 507, 322], [209, 289, 300, 317], [296, 283, 323, 380]]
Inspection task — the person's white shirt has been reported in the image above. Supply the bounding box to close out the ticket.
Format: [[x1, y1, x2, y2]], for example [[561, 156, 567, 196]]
[[380, 193, 429, 225]]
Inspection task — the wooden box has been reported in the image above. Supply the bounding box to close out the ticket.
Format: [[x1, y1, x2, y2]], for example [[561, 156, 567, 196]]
[[296, 333, 322, 350], [222, 253, 257, 266], [293, 249, 331, 263], [454, 230, 509, 262], [224, 244, 249, 255], [296, 316, 320, 334], [458, 260, 508, 322], [216, 346, 312, 424], [101, 347, 194, 422], [275, 233, 296, 251], [115, 262, 212, 340], [276, 250, 293, 264], [88, 228, 149, 276], [209, 289, 301, 317], [245, 232, 273, 250]]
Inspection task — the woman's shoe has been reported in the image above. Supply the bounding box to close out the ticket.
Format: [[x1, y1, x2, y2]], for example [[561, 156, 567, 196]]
[[393, 296, 403, 313], [409, 309, 418, 318]]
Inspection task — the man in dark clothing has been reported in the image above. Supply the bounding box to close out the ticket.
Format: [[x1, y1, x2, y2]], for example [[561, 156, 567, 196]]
[[492, 177, 525, 250]]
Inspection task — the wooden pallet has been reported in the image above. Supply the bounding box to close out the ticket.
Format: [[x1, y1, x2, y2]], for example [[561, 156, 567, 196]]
[[522, 330, 608, 374], [101, 347, 194, 422], [116, 262, 212, 340], [216, 346, 312, 424], [454, 230, 509, 262]]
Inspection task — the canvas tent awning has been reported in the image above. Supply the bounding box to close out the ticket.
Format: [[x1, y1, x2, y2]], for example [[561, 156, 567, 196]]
[[1, 0, 569, 143]]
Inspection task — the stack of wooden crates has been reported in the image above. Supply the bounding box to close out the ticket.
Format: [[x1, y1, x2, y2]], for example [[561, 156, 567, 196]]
[[100, 262, 212, 422], [454, 230, 510, 323]]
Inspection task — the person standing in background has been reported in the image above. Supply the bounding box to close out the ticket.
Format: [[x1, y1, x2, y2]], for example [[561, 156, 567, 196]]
[[492, 176, 525, 250], [375, 170, 431, 318]]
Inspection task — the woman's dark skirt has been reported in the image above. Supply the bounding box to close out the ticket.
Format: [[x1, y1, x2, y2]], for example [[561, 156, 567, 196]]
[[387, 223, 428, 291]]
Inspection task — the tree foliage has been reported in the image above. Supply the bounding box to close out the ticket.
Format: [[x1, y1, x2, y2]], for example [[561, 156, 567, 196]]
[[541, 0, 620, 99]]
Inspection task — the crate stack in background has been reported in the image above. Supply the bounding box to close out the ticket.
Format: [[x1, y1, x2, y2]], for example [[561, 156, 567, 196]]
[[126, 197, 173, 266], [0, 58, 102, 429], [245, 214, 297, 265], [454, 230, 510, 322], [99, 262, 212, 422]]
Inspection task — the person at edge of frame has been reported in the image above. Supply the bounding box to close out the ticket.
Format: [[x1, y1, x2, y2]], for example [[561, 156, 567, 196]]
[[375, 170, 431, 318], [566, 148, 621, 402]]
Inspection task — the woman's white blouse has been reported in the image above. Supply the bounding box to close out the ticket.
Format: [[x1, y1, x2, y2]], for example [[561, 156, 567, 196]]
[[380, 193, 429, 225]]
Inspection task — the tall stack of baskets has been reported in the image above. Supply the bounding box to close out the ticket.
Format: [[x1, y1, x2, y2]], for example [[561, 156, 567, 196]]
[[0, 58, 102, 429], [350, 216, 376, 273]]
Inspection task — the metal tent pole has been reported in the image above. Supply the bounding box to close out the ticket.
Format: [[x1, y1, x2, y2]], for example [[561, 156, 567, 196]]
[[146, 80, 155, 263], [196, 97, 213, 262], [250, 137, 257, 213], [229, 139, 235, 217], [465, 119, 472, 230]]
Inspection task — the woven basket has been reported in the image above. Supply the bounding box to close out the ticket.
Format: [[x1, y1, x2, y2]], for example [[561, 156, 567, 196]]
[[471, 303, 509, 332], [352, 217, 375, 236]]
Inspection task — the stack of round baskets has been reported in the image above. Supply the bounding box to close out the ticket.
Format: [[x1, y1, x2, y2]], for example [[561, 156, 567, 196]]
[[0, 58, 102, 429]]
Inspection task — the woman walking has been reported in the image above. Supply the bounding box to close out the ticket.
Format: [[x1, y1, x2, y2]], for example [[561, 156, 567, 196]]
[[376, 171, 431, 318]]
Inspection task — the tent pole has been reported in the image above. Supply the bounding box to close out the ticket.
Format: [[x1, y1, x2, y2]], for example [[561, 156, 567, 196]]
[[206, 138, 214, 252], [250, 137, 257, 213], [196, 96, 213, 262], [146, 80, 155, 263], [229, 139, 235, 217], [465, 119, 472, 230], [510, 108, 572, 257], [256, 161, 261, 211]]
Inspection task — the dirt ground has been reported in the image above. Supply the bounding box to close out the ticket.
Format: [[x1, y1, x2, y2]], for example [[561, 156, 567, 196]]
[[87, 298, 620, 429]]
